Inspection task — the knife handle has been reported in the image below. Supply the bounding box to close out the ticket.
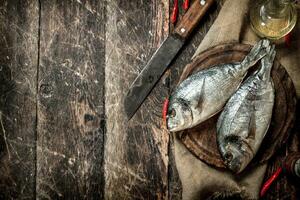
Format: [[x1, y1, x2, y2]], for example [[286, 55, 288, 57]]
[[174, 0, 214, 39]]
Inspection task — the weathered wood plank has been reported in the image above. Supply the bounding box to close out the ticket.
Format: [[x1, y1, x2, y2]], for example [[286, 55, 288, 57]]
[[0, 1, 39, 199], [37, 0, 106, 199], [104, 0, 170, 199]]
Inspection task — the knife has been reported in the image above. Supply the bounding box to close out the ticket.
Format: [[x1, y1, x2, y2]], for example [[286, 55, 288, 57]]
[[124, 0, 214, 120]]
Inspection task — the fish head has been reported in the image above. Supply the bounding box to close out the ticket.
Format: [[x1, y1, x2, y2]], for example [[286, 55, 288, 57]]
[[221, 135, 252, 174], [166, 99, 193, 132]]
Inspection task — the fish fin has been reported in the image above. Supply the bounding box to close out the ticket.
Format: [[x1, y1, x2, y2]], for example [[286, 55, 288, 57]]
[[247, 105, 256, 140], [261, 45, 276, 81], [216, 111, 224, 132], [196, 78, 206, 110]]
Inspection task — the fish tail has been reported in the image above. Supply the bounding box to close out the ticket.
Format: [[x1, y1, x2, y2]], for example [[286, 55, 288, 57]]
[[258, 45, 276, 81], [240, 39, 271, 72], [259, 62, 272, 81]]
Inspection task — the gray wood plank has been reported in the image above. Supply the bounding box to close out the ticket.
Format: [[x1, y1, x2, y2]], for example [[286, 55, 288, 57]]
[[0, 0, 39, 199], [104, 0, 170, 199], [36, 0, 106, 199]]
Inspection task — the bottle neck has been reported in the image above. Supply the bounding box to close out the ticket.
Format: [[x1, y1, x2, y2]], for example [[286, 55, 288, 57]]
[[265, 0, 290, 16]]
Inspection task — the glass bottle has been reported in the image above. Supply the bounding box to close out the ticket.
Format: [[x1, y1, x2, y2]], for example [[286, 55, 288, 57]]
[[250, 0, 297, 40]]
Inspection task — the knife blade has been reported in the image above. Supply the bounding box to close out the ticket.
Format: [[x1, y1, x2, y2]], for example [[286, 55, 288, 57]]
[[124, 0, 214, 120]]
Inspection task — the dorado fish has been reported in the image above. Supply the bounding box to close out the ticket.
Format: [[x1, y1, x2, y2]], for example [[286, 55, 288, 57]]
[[167, 39, 271, 132], [217, 45, 276, 173]]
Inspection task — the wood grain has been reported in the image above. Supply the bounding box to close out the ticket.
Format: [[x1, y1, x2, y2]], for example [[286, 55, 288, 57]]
[[178, 43, 296, 169], [174, 0, 214, 39], [36, 0, 106, 199], [0, 1, 39, 199], [104, 0, 170, 199]]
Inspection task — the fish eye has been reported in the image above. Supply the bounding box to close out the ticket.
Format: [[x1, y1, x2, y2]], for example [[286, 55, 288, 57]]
[[227, 135, 239, 143], [170, 108, 176, 118]]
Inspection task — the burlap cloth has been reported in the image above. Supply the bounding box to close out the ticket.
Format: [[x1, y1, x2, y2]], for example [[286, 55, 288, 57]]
[[174, 0, 300, 199]]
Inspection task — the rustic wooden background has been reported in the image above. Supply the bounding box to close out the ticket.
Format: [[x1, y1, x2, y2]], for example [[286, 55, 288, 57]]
[[0, 0, 222, 199]]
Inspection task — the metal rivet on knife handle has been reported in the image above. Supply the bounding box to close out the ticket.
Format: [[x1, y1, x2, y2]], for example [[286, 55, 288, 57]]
[[174, 0, 214, 39]]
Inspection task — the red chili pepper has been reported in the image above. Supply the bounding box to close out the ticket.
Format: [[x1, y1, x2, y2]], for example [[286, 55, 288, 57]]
[[260, 167, 282, 197], [183, 0, 189, 11], [284, 33, 292, 47], [171, 0, 179, 24], [162, 98, 169, 123]]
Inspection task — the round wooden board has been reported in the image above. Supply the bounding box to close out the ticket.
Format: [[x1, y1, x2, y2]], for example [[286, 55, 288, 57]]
[[178, 43, 297, 168]]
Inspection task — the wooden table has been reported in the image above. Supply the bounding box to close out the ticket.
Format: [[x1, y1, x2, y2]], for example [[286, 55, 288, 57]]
[[0, 0, 221, 199]]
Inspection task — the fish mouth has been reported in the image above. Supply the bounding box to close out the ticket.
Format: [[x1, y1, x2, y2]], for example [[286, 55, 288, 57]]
[[166, 120, 177, 132], [166, 120, 191, 132], [223, 151, 242, 173], [166, 114, 180, 132], [166, 102, 193, 132], [227, 159, 242, 174], [224, 140, 254, 173]]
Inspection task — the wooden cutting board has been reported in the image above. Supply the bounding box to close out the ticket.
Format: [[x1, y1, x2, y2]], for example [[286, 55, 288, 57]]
[[178, 43, 297, 168]]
